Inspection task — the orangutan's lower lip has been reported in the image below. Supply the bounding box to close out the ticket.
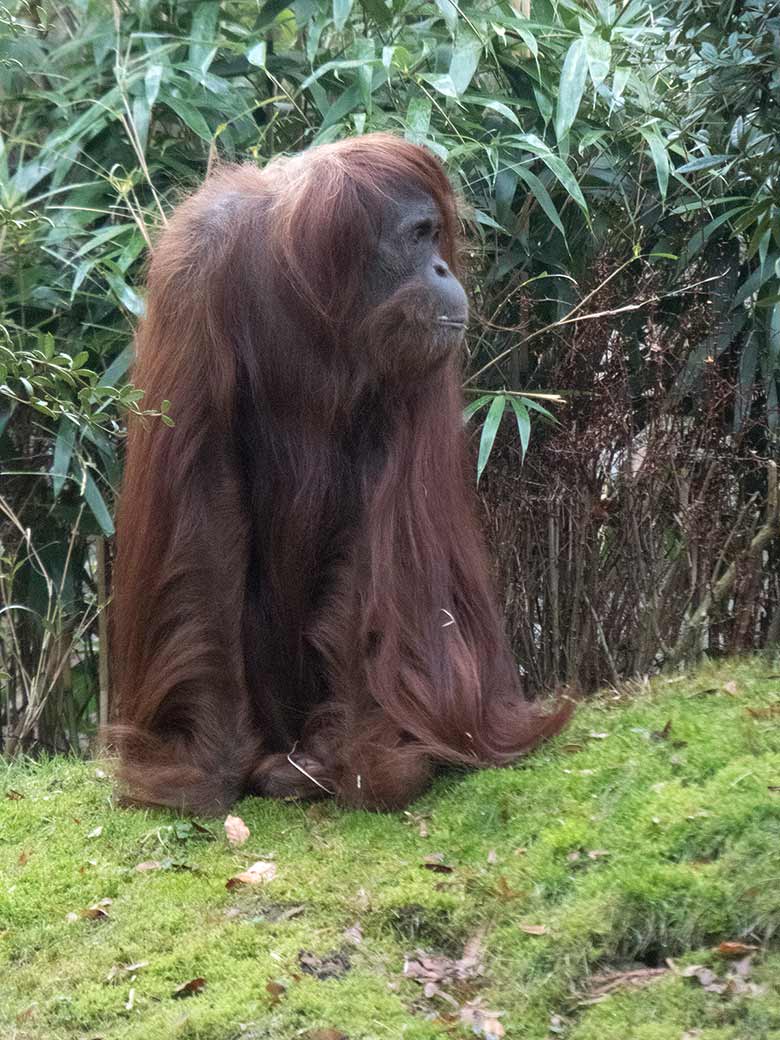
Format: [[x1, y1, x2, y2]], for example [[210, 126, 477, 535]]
[[437, 317, 467, 328]]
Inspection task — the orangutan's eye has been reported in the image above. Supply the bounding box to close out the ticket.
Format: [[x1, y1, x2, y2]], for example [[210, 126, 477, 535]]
[[412, 219, 434, 242]]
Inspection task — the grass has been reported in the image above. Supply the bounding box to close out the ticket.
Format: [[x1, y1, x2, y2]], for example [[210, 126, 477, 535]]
[[1, 655, 780, 1040]]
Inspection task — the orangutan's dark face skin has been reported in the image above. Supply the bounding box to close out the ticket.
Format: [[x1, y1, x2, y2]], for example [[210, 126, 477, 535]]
[[365, 189, 469, 352]]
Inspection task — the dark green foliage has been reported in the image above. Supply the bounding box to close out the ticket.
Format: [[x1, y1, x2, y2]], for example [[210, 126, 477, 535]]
[[1, 0, 779, 745]]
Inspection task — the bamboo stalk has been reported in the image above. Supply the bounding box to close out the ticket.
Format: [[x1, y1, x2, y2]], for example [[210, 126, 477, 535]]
[[668, 461, 780, 666], [96, 537, 111, 738]]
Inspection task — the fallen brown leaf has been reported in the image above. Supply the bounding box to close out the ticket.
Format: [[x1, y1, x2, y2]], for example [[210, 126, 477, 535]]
[[299, 949, 351, 980], [404, 933, 484, 995], [746, 705, 780, 719], [583, 966, 669, 1002], [651, 719, 673, 741], [679, 964, 719, 988], [226, 860, 277, 889], [18, 851, 28, 866], [224, 814, 250, 846], [135, 860, 163, 872], [714, 941, 760, 958], [343, 921, 363, 945], [460, 998, 505, 1039], [422, 852, 454, 873], [675, 957, 765, 998], [404, 811, 430, 838], [172, 977, 206, 998], [106, 961, 148, 984], [266, 980, 286, 1006], [5, 789, 24, 800], [302, 1031, 348, 1040], [78, 906, 110, 922], [495, 875, 524, 901], [519, 923, 547, 936]]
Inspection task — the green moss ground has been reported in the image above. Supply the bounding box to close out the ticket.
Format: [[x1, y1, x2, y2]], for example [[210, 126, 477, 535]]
[[1, 656, 780, 1039]]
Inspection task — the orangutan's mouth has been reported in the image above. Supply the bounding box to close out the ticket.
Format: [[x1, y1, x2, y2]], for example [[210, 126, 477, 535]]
[[437, 316, 468, 329]]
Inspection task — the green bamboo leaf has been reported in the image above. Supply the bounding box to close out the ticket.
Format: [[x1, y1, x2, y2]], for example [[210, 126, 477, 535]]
[[161, 94, 212, 140], [318, 82, 360, 134], [639, 125, 669, 200], [479, 99, 522, 127], [473, 210, 507, 231], [419, 73, 459, 98], [434, 0, 458, 33], [514, 165, 565, 237], [449, 30, 482, 95], [515, 26, 538, 58], [732, 256, 779, 310], [52, 418, 77, 499], [680, 205, 747, 266], [355, 37, 375, 110], [104, 271, 145, 317], [0, 403, 13, 439], [595, 0, 617, 25], [477, 394, 506, 482], [463, 394, 492, 422], [508, 397, 530, 459], [533, 87, 553, 124], [82, 469, 115, 536], [256, 0, 290, 29], [668, 196, 748, 216], [334, 0, 354, 31], [677, 155, 729, 174], [511, 134, 589, 215], [189, 2, 219, 73], [145, 64, 163, 107], [247, 42, 267, 67], [520, 396, 558, 421], [555, 37, 588, 142], [405, 96, 432, 143], [584, 33, 611, 87], [539, 153, 588, 215], [769, 304, 780, 367], [358, 0, 392, 25], [609, 66, 630, 110], [99, 345, 133, 387], [734, 332, 758, 431], [44, 85, 121, 152], [72, 223, 132, 260], [300, 59, 378, 91]]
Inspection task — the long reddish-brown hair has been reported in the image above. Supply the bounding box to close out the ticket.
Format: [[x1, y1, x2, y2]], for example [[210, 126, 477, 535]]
[[111, 133, 570, 813]]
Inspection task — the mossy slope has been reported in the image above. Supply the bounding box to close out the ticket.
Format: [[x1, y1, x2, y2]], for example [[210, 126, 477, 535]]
[[1, 656, 779, 1039]]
